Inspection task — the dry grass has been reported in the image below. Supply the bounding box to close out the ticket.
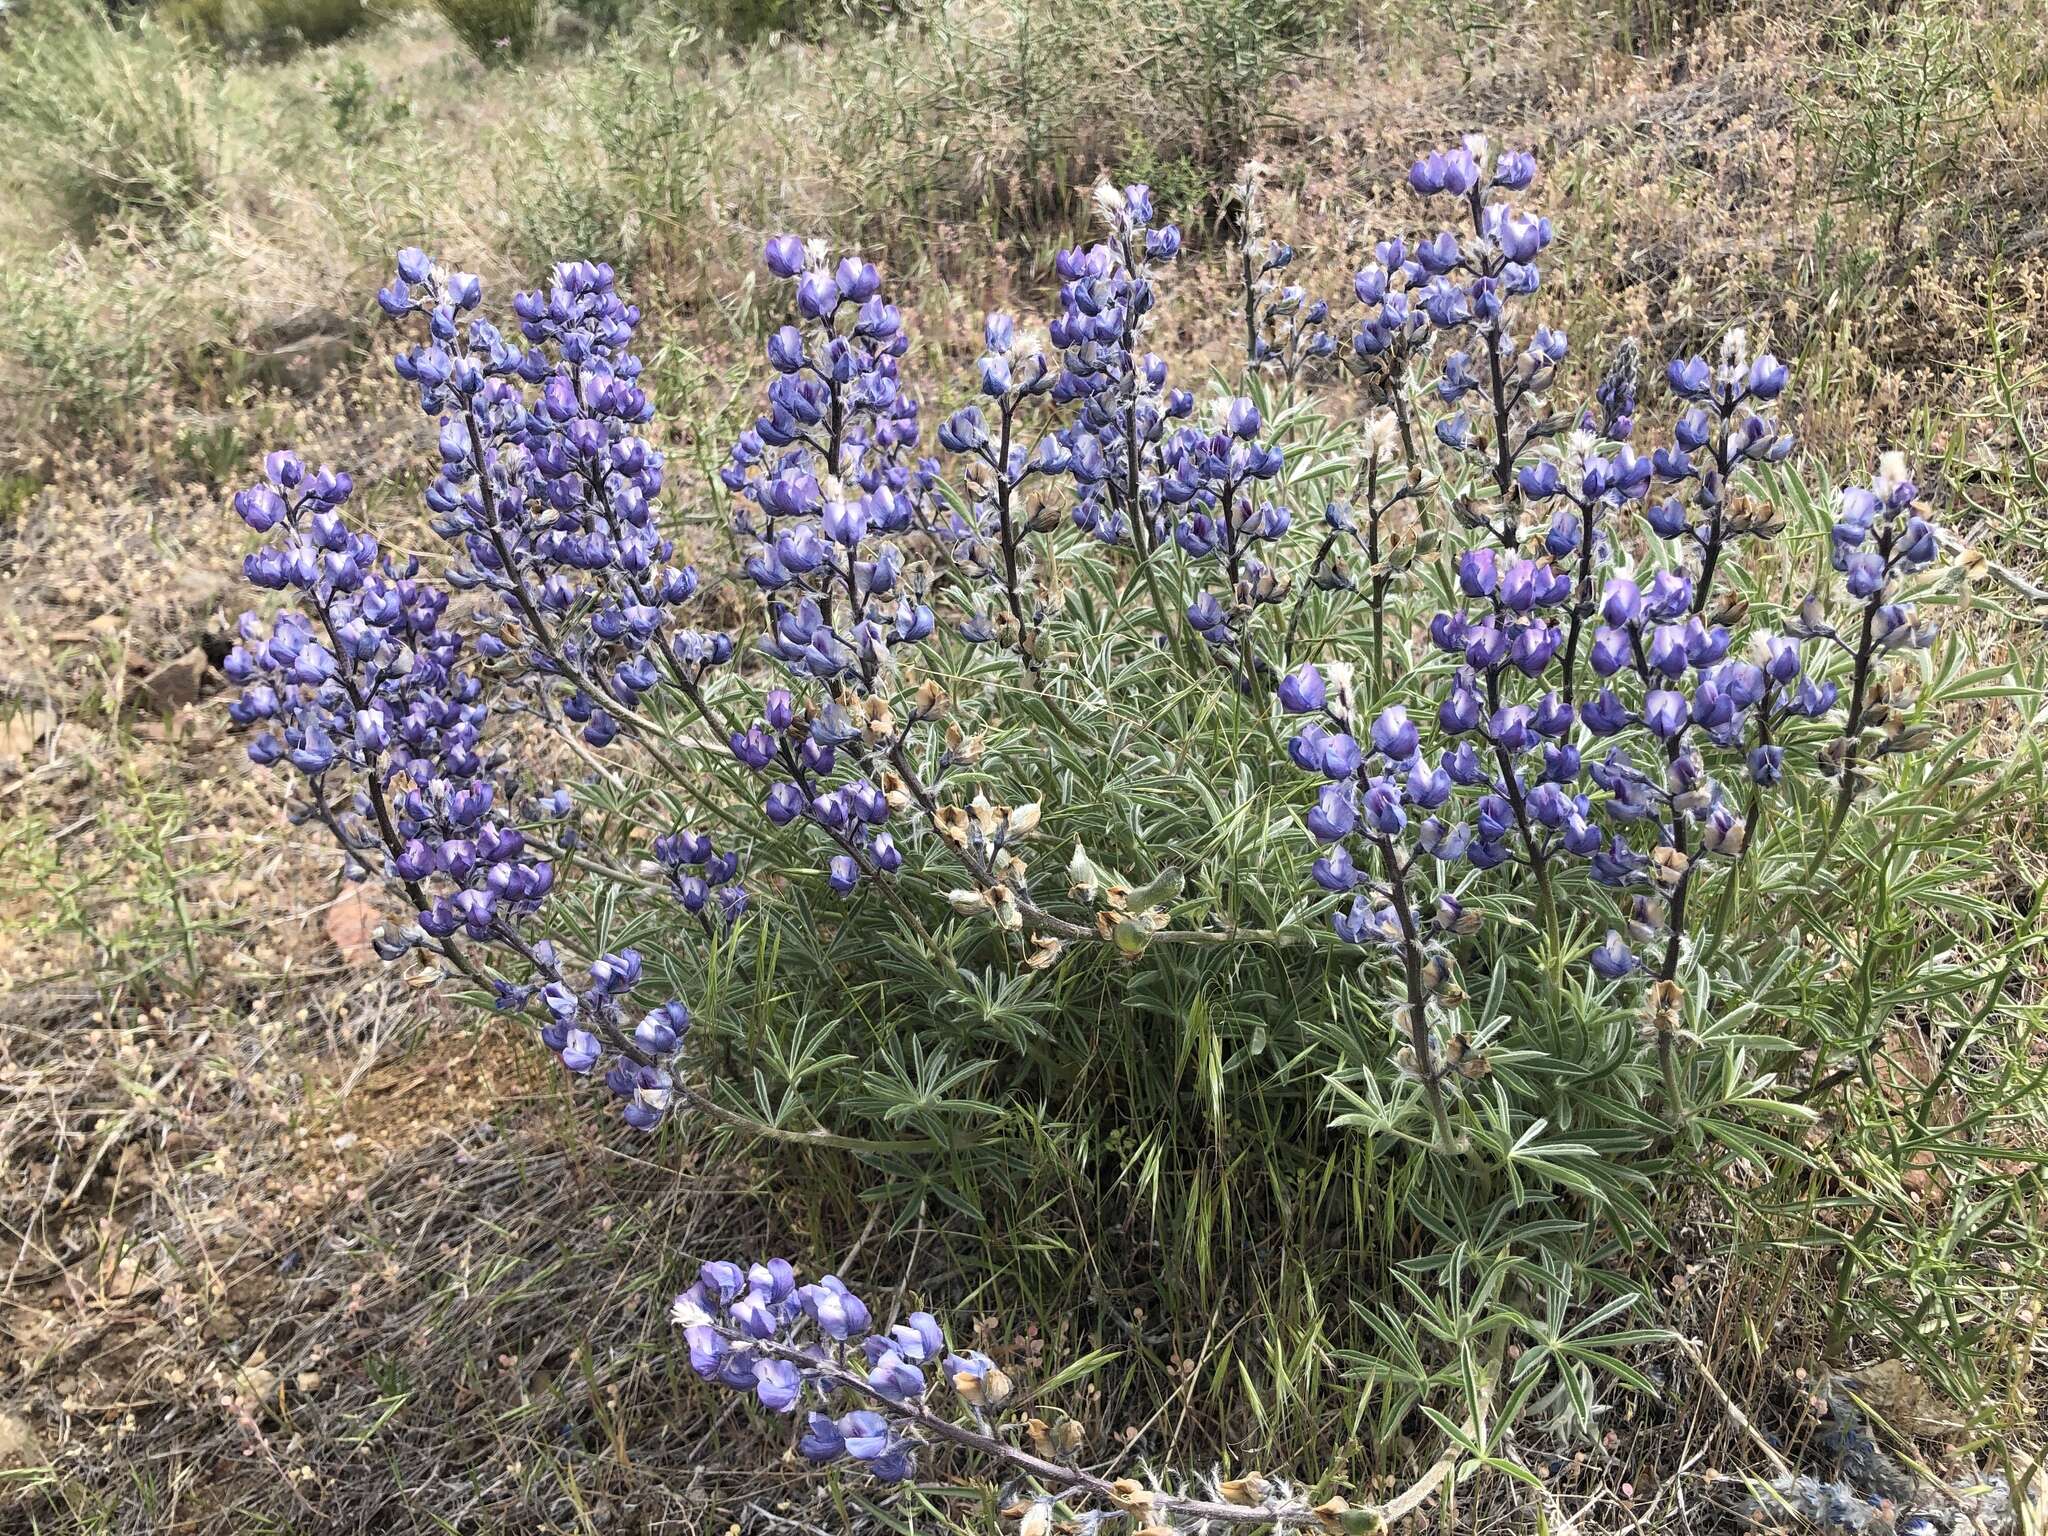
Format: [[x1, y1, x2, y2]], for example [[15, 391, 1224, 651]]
[[3, 0, 2047, 1530]]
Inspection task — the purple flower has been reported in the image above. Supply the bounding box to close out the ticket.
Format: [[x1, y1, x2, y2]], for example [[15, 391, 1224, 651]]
[[1278, 663, 1327, 714], [889, 1312, 944, 1362], [799, 1276, 872, 1339], [684, 1324, 725, 1379], [730, 725, 777, 770], [1439, 683, 1483, 735], [1581, 687, 1631, 736], [1313, 845, 1362, 891], [754, 1358, 803, 1413], [796, 272, 839, 319], [1643, 690, 1688, 739], [1590, 931, 1639, 978], [764, 782, 807, 825], [1487, 704, 1536, 754], [1601, 576, 1643, 627], [1494, 150, 1537, 189], [1371, 705, 1419, 762], [798, 1412, 845, 1461], [558, 1028, 601, 1073], [1459, 547, 1499, 599], [867, 1351, 924, 1403], [1666, 356, 1711, 399], [1361, 779, 1406, 837], [839, 1410, 896, 1461], [1306, 782, 1357, 843], [1290, 724, 1361, 780]]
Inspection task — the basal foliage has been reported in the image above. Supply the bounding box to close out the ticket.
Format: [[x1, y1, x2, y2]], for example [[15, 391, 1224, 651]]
[[219, 141, 2041, 1522]]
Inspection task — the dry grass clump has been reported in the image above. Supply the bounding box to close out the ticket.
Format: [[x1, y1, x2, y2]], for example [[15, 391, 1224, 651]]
[[0, 0, 220, 237], [0, 0, 1334, 446]]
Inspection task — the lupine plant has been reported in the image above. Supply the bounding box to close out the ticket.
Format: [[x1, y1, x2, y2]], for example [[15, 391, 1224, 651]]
[[224, 138, 2037, 1520]]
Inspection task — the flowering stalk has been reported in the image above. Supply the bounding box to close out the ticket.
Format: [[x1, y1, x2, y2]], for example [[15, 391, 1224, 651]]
[[1232, 162, 1337, 386], [1281, 663, 1494, 1144], [936, 312, 1070, 670], [1055, 183, 1194, 658], [1803, 453, 1940, 861], [377, 252, 760, 841], [1650, 331, 1793, 618], [226, 453, 726, 1131], [1374, 830, 1461, 1154], [1518, 358, 1648, 705], [674, 1258, 1482, 1532], [1407, 137, 1565, 529], [1429, 546, 1583, 936], [1166, 394, 1288, 688], [1282, 416, 1430, 684]]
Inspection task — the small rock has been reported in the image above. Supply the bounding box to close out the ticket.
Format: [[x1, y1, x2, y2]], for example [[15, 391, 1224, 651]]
[[0, 1411, 45, 1473], [323, 888, 383, 968], [264, 333, 353, 395], [131, 647, 212, 715], [0, 707, 57, 771]]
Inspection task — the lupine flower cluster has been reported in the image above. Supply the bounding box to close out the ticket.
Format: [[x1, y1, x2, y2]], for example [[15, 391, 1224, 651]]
[[1264, 139, 1949, 1139], [1398, 136, 1568, 508], [1348, 241, 1434, 399], [1052, 183, 1194, 550], [933, 311, 1068, 658], [226, 451, 555, 956], [672, 1258, 1357, 1530], [381, 251, 735, 746], [1807, 451, 1942, 799], [1647, 330, 1795, 610], [224, 253, 754, 1130], [646, 829, 748, 926], [673, 1259, 988, 1483], [722, 237, 937, 689], [725, 684, 905, 895], [1164, 395, 1289, 657]]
